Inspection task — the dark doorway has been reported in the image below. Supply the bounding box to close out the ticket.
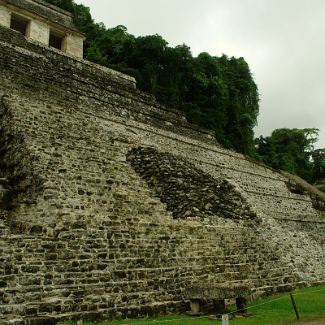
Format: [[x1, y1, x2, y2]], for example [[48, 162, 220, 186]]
[[10, 14, 29, 35], [49, 32, 63, 50]]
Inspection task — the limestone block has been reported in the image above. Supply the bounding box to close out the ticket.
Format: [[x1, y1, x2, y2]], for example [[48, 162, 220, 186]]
[[62, 33, 83, 58], [26, 19, 49, 45], [0, 5, 11, 28], [190, 300, 200, 314]]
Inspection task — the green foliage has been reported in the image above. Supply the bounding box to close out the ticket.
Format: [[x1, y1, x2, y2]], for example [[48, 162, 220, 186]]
[[312, 148, 325, 183], [43, 0, 259, 156], [255, 128, 319, 182]]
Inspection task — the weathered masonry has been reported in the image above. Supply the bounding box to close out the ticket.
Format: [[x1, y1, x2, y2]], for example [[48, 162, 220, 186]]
[[0, 0, 85, 57], [0, 2, 325, 324]]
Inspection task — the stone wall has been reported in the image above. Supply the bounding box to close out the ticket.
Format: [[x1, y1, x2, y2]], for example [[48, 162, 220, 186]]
[[0, 25, 324, 324], [3, 0, 77, 31]]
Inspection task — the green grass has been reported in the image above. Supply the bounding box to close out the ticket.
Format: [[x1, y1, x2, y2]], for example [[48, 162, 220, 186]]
[[61, 285, 325, 325]]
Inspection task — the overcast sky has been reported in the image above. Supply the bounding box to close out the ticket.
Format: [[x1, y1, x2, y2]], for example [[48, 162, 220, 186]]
[[75, 0, 325, 149]]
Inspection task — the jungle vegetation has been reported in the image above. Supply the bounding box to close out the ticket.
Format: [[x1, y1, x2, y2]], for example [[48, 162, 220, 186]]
[[44, 0, 324, 186], [255, 128, 324, 184]]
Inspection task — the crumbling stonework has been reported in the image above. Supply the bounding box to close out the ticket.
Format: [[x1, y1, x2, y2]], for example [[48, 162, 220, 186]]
[[0, 95, 44, 212], [0, 24, 324, 324], [127, 147, 256, 220]]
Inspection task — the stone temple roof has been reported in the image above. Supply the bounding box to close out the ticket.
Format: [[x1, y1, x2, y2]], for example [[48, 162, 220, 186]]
[[2, 0, 82, 34]]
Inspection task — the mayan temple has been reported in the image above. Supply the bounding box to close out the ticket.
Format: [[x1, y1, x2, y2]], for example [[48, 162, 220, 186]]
[[0, 0, 324, 324]]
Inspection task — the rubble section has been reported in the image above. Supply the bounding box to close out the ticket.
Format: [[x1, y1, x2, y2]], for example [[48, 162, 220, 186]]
[[127, 147, 256, 220], [0, 95, 43, 216]]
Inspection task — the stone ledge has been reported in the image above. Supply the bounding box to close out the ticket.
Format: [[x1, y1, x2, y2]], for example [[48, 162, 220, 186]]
[[186, 284, 250, 300]]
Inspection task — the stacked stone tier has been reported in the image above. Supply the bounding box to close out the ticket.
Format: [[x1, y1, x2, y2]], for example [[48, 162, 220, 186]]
[[0, 24, 324, 323]]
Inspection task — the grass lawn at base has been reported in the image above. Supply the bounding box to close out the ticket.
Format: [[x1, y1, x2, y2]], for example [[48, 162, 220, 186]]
[[60, 285, 325, 325]]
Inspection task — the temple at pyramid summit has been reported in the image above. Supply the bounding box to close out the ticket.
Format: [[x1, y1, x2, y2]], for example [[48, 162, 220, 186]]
[[0, 0, 85, 57], [0, 0, 324, 323]]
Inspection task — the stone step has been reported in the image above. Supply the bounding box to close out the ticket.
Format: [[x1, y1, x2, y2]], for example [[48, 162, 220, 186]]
[[0, 315, 25, 325], [0, 220, 10, 237], [0, 304, 25, 316]]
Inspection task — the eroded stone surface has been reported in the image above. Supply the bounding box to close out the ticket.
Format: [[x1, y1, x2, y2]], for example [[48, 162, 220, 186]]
[[0, 5, 10, 27], [127, 147, 256, 220], [0, 24, 324, 324]]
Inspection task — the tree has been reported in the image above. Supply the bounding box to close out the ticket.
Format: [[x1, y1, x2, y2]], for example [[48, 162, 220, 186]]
[[312, 148, 325, 183], [129, 35, 168, 93], [255, 128, 319, 182], [43, 0, 260, 156]]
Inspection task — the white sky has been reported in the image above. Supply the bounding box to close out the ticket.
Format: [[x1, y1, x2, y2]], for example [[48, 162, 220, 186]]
[[75, 0, 325, 149]]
